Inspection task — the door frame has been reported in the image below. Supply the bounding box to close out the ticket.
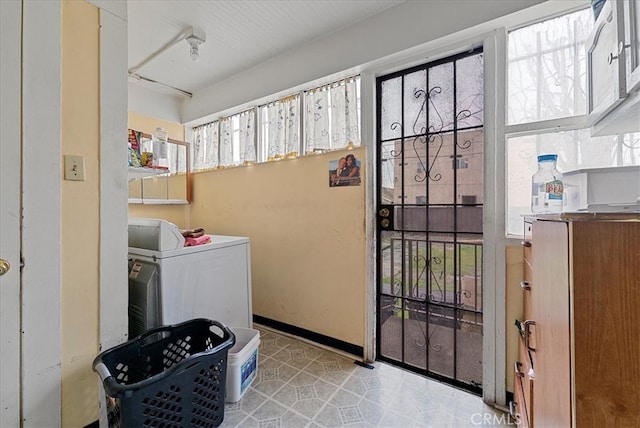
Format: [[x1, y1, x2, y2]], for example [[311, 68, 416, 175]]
[[0, 1, 129, 425], [87, 1, 131, 425], [0, 3, 65, 425], [20, 2, 63, 425], [362, 31, 506, 406], [0, 1, 23, 426]]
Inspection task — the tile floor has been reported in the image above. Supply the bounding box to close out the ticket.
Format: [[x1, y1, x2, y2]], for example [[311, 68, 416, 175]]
[[221, 325, 514, 428]]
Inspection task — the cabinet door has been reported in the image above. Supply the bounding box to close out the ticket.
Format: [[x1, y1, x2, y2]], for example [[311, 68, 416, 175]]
[[531, 221, 571, 427], [624, 0, 640, 92], [571, 221, 640, 426], [588, 0, 627, 123]]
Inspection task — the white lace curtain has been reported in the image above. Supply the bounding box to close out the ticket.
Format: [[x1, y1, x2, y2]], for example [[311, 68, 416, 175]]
[[192, 121, 219, 171], [238, 110, 256, 165], [304, 87, 330, 152], [193, 76, 360, 168], [265, 95, 300, 160], [219, 117, 234, 166], [194, 109, 255, 169], [305, 77, 360, 152], [331, 77, 360, 148]]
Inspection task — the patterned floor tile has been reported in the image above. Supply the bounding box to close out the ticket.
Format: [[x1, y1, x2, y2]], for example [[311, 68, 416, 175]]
[[303, 352, 357, 386], [247, 398, 311, 428], [271, 372, 338, 419], [252, 357, 300, 397], [270, 346, 317, 370], [342, 368, 403, 405], [220, 325, 510, 428], [220, 389, 269, 427]]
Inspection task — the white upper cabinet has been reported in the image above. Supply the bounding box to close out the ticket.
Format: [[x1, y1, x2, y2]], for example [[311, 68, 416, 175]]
[[588, 0, 640, 136], [624, 0, 640, 92]]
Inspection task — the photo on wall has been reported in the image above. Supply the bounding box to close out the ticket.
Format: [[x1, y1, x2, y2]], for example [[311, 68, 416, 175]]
[[329, 154, 361, 187]]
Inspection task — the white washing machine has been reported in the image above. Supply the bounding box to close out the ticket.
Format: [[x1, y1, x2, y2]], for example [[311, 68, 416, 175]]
[[127, 218, 253, 333]]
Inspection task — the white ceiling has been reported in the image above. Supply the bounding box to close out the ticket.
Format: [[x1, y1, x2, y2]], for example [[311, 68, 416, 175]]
[[127, 1, 405, 96]]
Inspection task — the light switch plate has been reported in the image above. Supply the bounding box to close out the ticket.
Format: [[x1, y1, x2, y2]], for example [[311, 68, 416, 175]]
[[64, 155, 85, 181]]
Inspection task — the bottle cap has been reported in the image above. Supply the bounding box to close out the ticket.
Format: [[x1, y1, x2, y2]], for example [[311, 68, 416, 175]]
[[537, 154, 558, 162]]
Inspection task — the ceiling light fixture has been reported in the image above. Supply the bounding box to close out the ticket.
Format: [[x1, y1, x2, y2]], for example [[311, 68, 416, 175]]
[[126, 26, 205, 98], [128, 26, 206, 75]]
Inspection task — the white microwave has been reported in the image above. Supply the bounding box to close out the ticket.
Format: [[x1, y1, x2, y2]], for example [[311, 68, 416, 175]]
[[563, 165, 640, 212]]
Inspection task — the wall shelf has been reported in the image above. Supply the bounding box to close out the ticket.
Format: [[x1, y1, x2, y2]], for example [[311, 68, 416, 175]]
[[128, 130, 191, 204], [128, 166, 170, 182], [127, 198, 189, 205]]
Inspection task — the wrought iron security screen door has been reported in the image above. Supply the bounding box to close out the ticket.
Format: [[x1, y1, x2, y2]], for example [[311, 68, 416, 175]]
[[376, 49, 484, 393]]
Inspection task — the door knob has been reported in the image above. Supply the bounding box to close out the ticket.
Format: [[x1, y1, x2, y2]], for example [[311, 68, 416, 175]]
[[0, 259, 10, 276]]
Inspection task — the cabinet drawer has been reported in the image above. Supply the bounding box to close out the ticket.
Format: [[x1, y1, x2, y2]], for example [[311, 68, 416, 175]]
[[522, 259, 533, 321], [513, 361, 532, 428], [523, 221, 533, 264], [512, 371, 529, 428], [518, 336, 535, 427]]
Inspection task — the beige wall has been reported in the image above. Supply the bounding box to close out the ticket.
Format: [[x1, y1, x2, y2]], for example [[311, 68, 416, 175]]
[[128, 111, 184, 140], [189, 148, 367, 346], [127, 114, 367, 346], [60, 1, 100, 425]]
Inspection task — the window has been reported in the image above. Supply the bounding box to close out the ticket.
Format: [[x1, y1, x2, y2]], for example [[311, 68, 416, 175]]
[[192, 121, 219, 171], [192, 109, 256, 170], [259, 94, 300, 161], [220, 110, 257, 167], [505, 8, 640, 236], [461, 195, 477, 205], [304, 76, 361, 153], [452, 155, 468, 169], [507, 9, 593, 124], [192, 76, 361, 169]]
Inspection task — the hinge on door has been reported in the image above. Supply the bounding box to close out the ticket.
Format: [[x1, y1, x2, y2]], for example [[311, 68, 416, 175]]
[[20, 254, 25, 271]]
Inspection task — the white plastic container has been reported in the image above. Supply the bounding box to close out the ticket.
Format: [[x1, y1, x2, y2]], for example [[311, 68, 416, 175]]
[[531, 154, 564, 213], [152, 127, 169, 168], [225, 328, 260, 402]]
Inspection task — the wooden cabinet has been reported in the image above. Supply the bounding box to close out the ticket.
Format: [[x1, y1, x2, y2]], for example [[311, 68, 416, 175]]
[[515, 216, 640, 427], [588, 0, 640, 136]]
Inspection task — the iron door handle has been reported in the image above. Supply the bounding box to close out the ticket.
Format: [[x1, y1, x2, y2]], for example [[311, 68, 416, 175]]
[[523, 320, 536, 352]]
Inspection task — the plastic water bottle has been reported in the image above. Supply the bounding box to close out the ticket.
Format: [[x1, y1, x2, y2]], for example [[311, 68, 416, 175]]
[[531, 154, 563, 213], [152, 127, 169, 168]]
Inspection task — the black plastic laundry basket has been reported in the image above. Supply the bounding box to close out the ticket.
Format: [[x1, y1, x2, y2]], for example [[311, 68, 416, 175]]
[[92, 318, 235, 428]]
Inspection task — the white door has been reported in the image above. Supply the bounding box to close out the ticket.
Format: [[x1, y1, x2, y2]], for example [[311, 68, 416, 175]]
[[0, 1, 22, 426]]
